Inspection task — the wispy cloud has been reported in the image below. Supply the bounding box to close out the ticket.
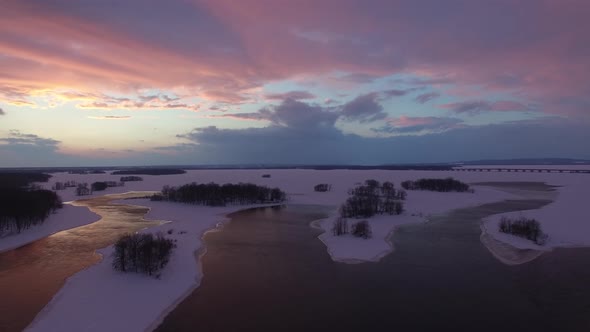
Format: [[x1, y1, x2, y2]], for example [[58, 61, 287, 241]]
[[373, 116, 464, 134], [414, 92, 441, 104], [87, 115, 132, 120], [0, 130, 60, 147], [440, 100, 534, 115], [264, 90, 316, 101]]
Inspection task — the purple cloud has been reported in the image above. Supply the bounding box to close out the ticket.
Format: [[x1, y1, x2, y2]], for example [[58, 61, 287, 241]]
[[265, 90, 316, 100], [414, 92, 441, 104], [440, 100, 533, 115], [373, 116, 464, 134], [340, 93, 387, 123], [0, 130, 60, 148]]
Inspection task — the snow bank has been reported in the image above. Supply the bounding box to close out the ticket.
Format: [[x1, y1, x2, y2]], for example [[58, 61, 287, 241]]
[[26, 199, 280, 332], [312, 185, 516, 263], [0, 204, 100, 253], [481, 178, 589, 251]]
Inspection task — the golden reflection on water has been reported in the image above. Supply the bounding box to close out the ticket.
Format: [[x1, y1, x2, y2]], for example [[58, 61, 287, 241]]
[[0, 191, 162, 332]]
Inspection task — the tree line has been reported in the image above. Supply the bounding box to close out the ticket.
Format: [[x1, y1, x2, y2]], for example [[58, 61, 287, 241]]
[[340, 180, 405, 218], [74, 181, 125, 196], [112, 168, 186, 175], [401, 177, 471, 192], [314, 183, 332, 192], [120, 176, 143, 182], [0, 172, 52, 189], [333, 217, 373, 239], [112, 233, 176, 276], [499, 216, 548, 245], [151, 182, 287, 206], [52, 180, 78, 190], [333, 180, 406, 239], [0, 172, 62, 235]]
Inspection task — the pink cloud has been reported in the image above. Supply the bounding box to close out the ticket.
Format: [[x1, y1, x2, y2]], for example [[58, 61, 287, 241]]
[[264, 90, 316, 100], [0, 0, 588, 118], [375, 116, 464, 134]]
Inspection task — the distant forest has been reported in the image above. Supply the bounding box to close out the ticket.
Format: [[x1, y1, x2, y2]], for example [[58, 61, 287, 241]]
[[0, 172, 62, 235], [401, 178, 471, 192], [0, 172, 51, 189], [152, 182, 286, 206], [112, 169, 186, 175]]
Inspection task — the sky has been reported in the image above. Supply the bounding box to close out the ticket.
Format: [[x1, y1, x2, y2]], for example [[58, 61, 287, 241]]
[[1, 0, 589, 167]]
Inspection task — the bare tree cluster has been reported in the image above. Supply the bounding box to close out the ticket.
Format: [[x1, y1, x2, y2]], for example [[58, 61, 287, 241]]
[[52, 180, 78, 190], [351, 220, 372, 239], [152, 182, 287, 206], [401, 177, 471, 192], [91, 181, 124, 192], [0, 188, 62, 235], [314, 184, 332, 192], [332, 216, 348, 236], [74, 181, 124, 196], [340, 180, 405, 218], [499, 216, 548, 245], [112, 233, 176, 276], [332, 180, 405, 239], [0, 172, 62, 235], [76, 183, 91, 196], [120, 176, 143, 182]]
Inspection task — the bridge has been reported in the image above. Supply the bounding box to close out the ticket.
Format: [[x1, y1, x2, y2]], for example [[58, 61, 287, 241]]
[[452, 168, 590, 174]]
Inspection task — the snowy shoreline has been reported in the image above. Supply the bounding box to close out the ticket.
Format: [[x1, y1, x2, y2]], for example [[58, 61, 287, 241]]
[[0, 204, 100, 254], [311, 185, 518, 264], [478, 179, 588, 264], [25, 199, 282, 332], [17, 169, 590, 331]]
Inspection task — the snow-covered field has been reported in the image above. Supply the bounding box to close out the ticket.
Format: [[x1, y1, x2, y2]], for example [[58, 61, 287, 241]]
[[35, 168, 590, 255], [12, 168, 590, 331]]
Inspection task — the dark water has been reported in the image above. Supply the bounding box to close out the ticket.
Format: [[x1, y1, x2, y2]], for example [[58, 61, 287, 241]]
[[157, 201, 590, 332], [0, 192, 161, 332]]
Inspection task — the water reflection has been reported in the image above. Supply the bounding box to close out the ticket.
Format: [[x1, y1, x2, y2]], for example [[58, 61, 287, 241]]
[[157, 199, 590, 331], [0, 192, 162, 332]]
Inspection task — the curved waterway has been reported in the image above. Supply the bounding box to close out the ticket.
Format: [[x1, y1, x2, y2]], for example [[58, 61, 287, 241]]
[[0, 192, 162, 332], [156, 185, 590, 332]]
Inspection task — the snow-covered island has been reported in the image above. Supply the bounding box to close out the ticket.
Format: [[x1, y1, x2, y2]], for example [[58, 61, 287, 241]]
[[7, 168, 588, 331]]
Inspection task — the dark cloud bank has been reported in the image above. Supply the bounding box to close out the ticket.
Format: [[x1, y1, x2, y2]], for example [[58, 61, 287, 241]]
[[2, 99, 589, 167], [165, 99, 590, 165]]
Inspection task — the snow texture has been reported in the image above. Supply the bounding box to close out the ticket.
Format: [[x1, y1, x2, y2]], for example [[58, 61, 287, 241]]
[[20, 168, 590, 331]]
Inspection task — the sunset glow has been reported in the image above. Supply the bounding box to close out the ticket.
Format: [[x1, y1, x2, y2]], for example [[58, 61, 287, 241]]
[[1, 0, 589, 166]]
